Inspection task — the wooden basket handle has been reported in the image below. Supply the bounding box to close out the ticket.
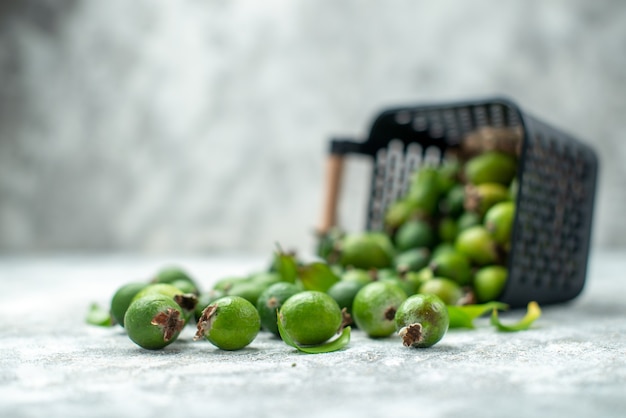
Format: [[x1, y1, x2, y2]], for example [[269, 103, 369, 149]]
[[318, 153, 345, 235]]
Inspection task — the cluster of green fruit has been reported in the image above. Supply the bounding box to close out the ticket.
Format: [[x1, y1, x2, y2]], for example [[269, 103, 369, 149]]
[[319, 150, 518, 307], [100, 251, 451, 353], [91, 151, 535, 352]]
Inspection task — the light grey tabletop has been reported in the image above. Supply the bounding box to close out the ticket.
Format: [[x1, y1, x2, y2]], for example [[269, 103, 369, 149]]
[[1, 251, 625, 418]]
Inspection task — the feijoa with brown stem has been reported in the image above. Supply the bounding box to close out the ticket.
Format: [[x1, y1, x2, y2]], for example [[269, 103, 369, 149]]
[[352, 281, 408, 338], [194, 296, 260, 351], [124, 294, 186, 350], [395, 294, 449, 348]]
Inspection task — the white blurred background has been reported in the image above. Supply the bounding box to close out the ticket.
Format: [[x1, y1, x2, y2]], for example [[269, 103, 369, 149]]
[[0, 0, 624, 255]]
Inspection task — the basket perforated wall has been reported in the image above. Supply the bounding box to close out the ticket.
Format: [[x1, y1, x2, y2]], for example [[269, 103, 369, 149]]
[[330, 98, 598, 307]]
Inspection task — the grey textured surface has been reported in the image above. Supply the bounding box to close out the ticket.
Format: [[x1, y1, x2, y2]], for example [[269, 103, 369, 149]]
[[0, 0, 625, 253], [1, 251, 625, 417]]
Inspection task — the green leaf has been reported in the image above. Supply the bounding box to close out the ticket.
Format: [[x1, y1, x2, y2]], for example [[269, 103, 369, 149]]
[[273, 250, 298, 283], [447, 302, 509, 329], [294, 327, 351, 354], [277, 312, 350, 354], [297, 262, 340, 292], [86, 303, 113, 327], [491, 301, 541, 332]]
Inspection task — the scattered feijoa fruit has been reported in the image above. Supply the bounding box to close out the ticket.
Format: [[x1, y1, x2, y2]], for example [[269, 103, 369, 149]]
[[110, 282, 148, 327], [194, 289, 226, 322], [339, 232, 394, 270], [352, 281, 408, 338], [395, 294, 449, 348], [124, 294, 186, 350], [194, 296, 260, 351], [257, 282, 301, 336], [278, 291, 343, 346], [473, 265, 508, 303]]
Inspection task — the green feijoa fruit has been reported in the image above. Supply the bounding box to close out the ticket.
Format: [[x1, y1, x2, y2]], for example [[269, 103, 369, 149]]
[[153, 266, 199, 294], [110, 282, 148, 327], [124, 294, 186, 350], [212, 276, 248, 292], [278, 291, 343, 346], [437, 160, 461, 195], [194, 296, 260, 351], [385, 199, 416, 230], [380, 274, 418, 297], [250, 272, 282, 287], [455, 226, 498, 265], [169, 279, 198, 295], [133, 283, 197, 323], [341, 269, 375, 286], [457, 211, 481, 232], [484, 201, 515, 247], [438, 217, 458, 243], [194, 289, 226, 322], [339, 232, 394, 270], [432, 242, 456, 259], [413, 267, 434, 284], [465, 151, 517, 186], [418, 278, 463, 305], [154, 265, 192, 283], [225, 279, 269, 306], [376, 268, 397, 281], [394, 219, 435, 252], [407, 167, 441, 216], [256, 282, 301, 336], [352, 281, 408, 338], [429, 251, 472, 286], [395, 294, 449, 348], [464, 183, 510, 216], [440, 184, 465, 218], [404, 270, 431, 291], [474, 265, 508, 303], [133, 283, 185, 301], [393, 248, 431, 273], [327, 280, 364, 316]]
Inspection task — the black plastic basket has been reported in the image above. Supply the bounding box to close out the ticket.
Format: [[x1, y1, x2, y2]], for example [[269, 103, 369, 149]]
[[319, 97, 598, 308]]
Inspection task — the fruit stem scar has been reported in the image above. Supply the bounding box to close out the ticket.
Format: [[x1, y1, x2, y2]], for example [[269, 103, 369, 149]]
[[151, 308, 185, 342], [174, 294, 198, 312], [384, 307, 397, 321], [266, 296, 279, 309], [194, 304, 218, 341], [339, 307, 352, 332], [398, 323, 423, 347]]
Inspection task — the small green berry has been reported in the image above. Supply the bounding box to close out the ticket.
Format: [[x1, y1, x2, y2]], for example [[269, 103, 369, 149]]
[[395, 294, 449, 348], [418, 278, 463, 305], [278, 291, 343, 346], [474, 265, 508, 303], [124, 294, 186, 350], [339, 232, 395, 270], [394, 220, 435, 252], [327, 280, 364, 317], [455, 226, 498, 265], [153, 266, 200, 294], [429, 251, 472, 286], [110, 282, 148, 327], [194, 296, 260, 351], [256, 282, 301, 336], [352, 281, 408, 338]]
